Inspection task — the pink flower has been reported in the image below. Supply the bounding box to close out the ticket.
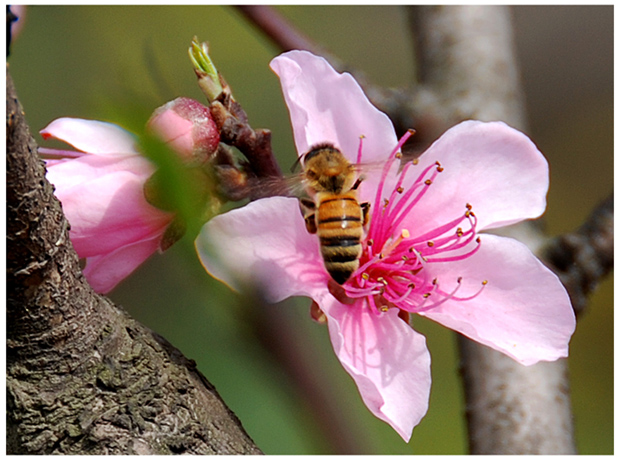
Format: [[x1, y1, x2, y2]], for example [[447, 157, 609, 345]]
[[194, 51, 576, 441], [41, 118, 174, 294]]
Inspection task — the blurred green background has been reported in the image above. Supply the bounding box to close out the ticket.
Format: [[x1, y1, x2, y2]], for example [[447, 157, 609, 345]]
[[9, 5, 612, 454]]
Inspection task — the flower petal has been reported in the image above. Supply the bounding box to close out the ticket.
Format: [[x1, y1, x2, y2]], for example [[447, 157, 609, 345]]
[[319, 295, 431, 442], [82, 233, 163, 294], [40, 118, 138, 155], [46, 149, 154, 191], [51, 166, 171, 258], [420, 234, 575, 365], [270, 50, 398, 164], [195, 196, 328, 302], [398, 121, 549, 236]]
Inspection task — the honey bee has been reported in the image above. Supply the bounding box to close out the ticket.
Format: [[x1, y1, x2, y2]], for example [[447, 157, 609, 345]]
[[298, 143, 370, 284]]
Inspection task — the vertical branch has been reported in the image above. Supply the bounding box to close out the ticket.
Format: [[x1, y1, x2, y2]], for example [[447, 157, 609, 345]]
[[408, 6, 576, 454], [409, 5, 526, 128]]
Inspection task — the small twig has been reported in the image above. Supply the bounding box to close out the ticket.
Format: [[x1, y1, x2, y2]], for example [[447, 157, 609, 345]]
[[209, 93, 283, 201], [543, 194, 613, 316], [189, 37, 282, 201], [234, 5, 425, 143], [236, 5, 317, 54], [211, 94, 282, 180]]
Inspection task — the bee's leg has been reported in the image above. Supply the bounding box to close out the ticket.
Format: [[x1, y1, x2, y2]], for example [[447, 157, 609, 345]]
[[352, 176, 365, 190], [300, 198, 317, 234], [361, 202, 371, 227]]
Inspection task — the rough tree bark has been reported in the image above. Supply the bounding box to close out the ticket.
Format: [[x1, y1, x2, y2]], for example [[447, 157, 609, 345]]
[[6, 65, 262, 454]]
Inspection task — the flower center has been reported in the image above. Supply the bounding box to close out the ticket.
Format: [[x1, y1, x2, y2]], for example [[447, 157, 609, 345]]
[[342, 131, 487, 315]]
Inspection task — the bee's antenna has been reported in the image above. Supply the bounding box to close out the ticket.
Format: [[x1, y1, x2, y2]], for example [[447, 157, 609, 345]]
[[290, 154, 304, 173]]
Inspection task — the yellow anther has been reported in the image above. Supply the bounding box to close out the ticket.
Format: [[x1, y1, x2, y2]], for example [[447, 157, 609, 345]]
[[362, 273, 370, 280]]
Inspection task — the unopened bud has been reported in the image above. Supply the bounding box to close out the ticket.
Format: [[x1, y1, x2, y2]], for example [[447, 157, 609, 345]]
[[189, 37, 224, 103], [148, 97, 220, 165]]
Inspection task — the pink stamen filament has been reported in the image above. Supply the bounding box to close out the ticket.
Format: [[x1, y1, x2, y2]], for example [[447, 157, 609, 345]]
[[383, 164, 442, 237], [343, 130, 488, 318], [411, 281, 462, 313], [424, 241, 482, 263], [356, 135, 365, 164], [406, 209, 476, 246], [371, 162, 440, 245], [369, 130, 415, 238]]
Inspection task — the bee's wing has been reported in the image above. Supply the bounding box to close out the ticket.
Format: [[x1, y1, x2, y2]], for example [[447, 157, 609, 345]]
[[246, 173, 307, 200], [351, 160, 389, 178]]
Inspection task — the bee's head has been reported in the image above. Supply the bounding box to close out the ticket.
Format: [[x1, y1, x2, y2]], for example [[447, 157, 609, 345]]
[[302, 143, 356, 194]]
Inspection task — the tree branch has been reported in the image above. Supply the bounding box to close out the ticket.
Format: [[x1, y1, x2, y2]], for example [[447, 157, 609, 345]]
[[6, 66, 261, 454], [543, 194, 613, 316], [408, 6, 527, 129], [408, 6, 578, 453], [236, 5, 317, 54]]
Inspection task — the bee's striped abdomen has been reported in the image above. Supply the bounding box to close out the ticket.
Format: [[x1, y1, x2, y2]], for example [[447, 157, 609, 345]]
[[316, 191, 364, 284]]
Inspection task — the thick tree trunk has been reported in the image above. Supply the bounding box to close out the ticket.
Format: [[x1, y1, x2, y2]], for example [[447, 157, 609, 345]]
[[6, 67, 262, 455]]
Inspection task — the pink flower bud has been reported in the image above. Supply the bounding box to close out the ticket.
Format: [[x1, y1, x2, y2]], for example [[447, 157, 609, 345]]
[[148, 97, 220, 165]]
